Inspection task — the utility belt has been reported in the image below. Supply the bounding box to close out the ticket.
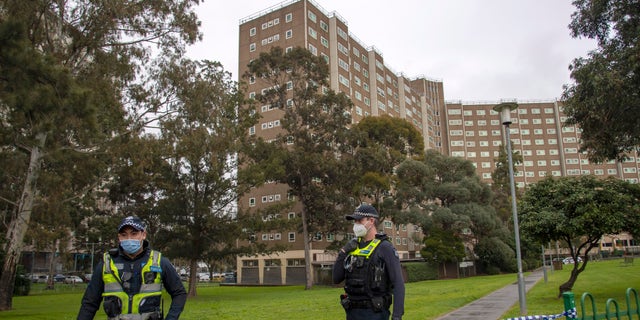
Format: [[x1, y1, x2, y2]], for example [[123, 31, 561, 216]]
[[340, 294, 391, 312], [108, 311, 162, 320]]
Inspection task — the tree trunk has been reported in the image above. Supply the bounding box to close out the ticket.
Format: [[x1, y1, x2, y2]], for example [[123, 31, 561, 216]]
[[187, 258, 198, 297], [302, 206, 313, 290], [557, 265, 581, 297], [0, 133, 46, 311]]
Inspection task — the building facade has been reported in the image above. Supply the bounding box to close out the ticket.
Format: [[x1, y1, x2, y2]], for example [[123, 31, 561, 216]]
[[237, 0, 439, 284], [236, 0, 639, 284]]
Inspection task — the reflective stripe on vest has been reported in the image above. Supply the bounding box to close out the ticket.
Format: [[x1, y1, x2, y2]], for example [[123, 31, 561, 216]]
[[350, 239, 381, 258], [102, 250, 163, 315]]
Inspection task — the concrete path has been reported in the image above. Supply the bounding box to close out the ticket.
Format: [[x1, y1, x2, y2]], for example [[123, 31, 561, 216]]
[[435, 269, 545, 320]]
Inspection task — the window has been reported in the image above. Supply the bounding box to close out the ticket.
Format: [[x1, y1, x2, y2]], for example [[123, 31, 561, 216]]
[[307, 11, 316, 22], [308, 43, 317, 55], [320, 37, 329, 48], [286, 29, 292, 39], [337, 27, 348, 40], [250, 27, 256, 36], [249, 198, 256, 207], [288, 232, 295, 242], [286, 13, 292, 22], [320, 20, 328, 32], [249, 43, 256, 52], [308, 27, 317, 39], [338, 58, 349, 71]]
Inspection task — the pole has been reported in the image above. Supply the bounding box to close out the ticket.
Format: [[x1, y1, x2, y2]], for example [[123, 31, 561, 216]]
[[91, 242, 95, 272], [505, 123, 527, 315], [541, 245, 547, 283]]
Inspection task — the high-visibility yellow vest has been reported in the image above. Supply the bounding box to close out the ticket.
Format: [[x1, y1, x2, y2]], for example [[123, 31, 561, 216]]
[[102, 250, 163, 315], [350, 238, 382, 258]]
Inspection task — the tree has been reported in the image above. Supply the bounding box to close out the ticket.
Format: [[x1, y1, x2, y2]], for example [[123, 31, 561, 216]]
[[394, 150, 514, 273], [244, 46, 354, 289], [0, 0, 200, 310], [107, 58, 281, 297], [348, 116, 424, 217], [519, 175, 640, 296], [491, 143, 523, 222], [562, 0, 640, 162]]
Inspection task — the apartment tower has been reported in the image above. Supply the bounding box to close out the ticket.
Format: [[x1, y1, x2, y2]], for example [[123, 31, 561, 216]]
[[236, 0, 640, 284], [237, 0, 441, 284]]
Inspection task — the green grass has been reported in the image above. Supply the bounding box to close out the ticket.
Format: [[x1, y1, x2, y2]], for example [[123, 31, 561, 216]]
[[7, 274, 515, 320], [5, 259, 638, 320], [502, 258, 640, 319]]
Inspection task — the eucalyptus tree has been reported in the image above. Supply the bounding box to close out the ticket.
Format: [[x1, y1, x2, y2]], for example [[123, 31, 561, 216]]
[[347, 115, 424, 219], [107, 58, 284, 297], [563, 0, 640, 161], [394, 150, 513, 272], [244, 46, 354, 289], [519, 175, 640, 296], [0, 0, 201, 309]]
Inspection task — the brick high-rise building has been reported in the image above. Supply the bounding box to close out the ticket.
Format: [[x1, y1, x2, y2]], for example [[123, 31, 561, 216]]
[[237, 0, 438, 284], [235, 0, 639, 284], [444, 100, 639, 186]]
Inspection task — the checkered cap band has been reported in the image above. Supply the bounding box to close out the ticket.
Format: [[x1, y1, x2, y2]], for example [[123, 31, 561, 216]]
[[345, 204, 379, 220], [118, 216, 145, 232]]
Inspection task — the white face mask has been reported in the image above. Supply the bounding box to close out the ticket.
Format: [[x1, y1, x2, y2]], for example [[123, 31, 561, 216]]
[[352, 220, 370, 237]]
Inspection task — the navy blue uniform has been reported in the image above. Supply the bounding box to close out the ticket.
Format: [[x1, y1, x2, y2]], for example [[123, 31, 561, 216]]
[[77, 242, 186, 320], [333, 233, 405, 320]]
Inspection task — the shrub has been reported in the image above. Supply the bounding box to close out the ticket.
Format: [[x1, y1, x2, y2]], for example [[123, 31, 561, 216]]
[[13, 265, 30, 296], [403, 261, 438, 282]]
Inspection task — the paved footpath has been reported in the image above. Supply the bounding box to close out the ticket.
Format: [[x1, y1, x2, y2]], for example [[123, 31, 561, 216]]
[[435, 269, 545, 320]]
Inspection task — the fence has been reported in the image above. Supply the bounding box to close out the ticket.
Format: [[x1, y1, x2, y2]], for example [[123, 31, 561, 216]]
[[506, 288, 639, 320]]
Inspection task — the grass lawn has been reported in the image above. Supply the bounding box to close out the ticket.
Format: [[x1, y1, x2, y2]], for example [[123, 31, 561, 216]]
[[5, 259, 638, 320], [501, 258, 640, 319], [8, 274, 515, 320]]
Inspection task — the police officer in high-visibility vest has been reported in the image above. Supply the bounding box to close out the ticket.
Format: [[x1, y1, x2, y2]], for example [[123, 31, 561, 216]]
[[333, 204, 405, 320], [78, 216, 186, 320]]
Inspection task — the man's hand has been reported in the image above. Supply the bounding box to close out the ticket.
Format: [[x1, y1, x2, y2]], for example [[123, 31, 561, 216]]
[[340, 239, 358, 254]]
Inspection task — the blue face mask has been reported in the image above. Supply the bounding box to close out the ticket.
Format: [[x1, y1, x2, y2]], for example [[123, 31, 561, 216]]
[[120, 239, 142, 254]]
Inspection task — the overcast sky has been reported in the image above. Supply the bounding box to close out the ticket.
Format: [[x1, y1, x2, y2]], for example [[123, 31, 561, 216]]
[[186, 0, 597, 102]]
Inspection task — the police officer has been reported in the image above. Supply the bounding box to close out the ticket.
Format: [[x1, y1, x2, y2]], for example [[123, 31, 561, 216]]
[[77, 216, 187, 320], [333, 204, 405, 320]]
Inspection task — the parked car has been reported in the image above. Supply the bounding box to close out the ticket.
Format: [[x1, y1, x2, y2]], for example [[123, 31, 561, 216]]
[[197, 273, 210, 282], [64, 275, 83, 284], [53, 274, 66, 282], [83, 274, 93, 283], [222, 272, 236, 284], [562, 257, 583, 264], [36, 275, 48, 283]]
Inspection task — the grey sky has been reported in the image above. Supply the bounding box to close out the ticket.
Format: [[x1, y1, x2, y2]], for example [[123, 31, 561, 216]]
[[187, 0, 597, 102]]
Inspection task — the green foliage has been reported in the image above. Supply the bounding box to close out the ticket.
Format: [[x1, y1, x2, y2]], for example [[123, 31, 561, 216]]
[[402, 262, 438, 282], [475, 237, 516, 273], [107, 58, 276, 296], [563, 0, 640, 161], [0, 0, 202, 308], [11, 266, 29, 297], [420, 229, 465, 264], [394, 150, 515, 273], [519, 175, 640, 294], [243, 46, 354, 288], [348, 116, 425, 218]]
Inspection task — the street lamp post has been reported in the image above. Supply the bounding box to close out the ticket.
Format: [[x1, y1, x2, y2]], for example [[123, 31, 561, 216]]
[[493, 101, 527, 315], [86, 240, 101, 273]]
